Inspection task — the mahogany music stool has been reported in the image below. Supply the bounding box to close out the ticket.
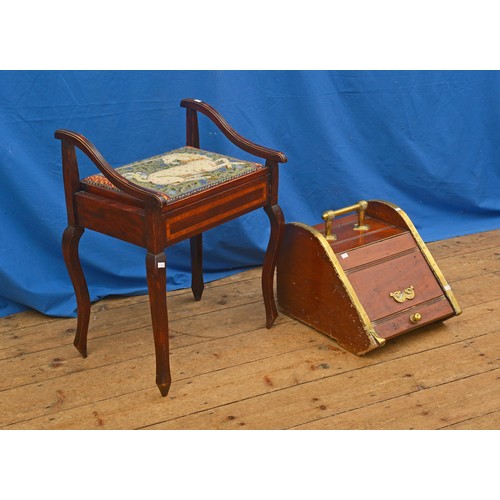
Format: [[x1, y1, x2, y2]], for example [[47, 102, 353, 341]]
[[55, 98, 287, 397]]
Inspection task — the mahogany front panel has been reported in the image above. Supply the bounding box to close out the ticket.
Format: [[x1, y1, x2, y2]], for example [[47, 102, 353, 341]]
[[164, 176, 269, 245], [345, 248, 445, 320], [331, 224, 456, 339]]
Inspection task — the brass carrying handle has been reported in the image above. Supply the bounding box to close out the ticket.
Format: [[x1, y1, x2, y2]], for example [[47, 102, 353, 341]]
[[322, 200, 370, 241]]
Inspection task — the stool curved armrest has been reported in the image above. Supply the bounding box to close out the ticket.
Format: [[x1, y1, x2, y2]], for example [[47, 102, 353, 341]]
[[180, 98, 287, 164], [55, 129, 165, 206]]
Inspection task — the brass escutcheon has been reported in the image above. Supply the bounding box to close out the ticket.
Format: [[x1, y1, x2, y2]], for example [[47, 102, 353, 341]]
[[389, 285, 415, 303]]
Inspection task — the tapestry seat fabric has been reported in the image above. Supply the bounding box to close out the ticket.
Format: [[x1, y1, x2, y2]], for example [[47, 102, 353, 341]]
[[82, 146, 265, 202]]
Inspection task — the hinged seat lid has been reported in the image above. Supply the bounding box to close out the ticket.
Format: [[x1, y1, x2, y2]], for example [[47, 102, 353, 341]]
[[82, 146, 265, 203]]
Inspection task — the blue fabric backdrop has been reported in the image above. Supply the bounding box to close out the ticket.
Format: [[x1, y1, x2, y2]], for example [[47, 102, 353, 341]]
[[1, 70, 499, 318]]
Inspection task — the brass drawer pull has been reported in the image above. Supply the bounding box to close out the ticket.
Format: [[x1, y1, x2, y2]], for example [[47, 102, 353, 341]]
[[389, 285, 415, 303], [410, 312, 422, 324]]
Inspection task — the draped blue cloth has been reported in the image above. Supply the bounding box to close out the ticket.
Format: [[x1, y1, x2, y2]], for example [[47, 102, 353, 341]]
[[1, 70, 499, 318]]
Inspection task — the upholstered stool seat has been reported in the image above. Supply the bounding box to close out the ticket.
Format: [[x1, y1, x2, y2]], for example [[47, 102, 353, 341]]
[[55, 98, 287, 397], [82, 146, 266, 203]]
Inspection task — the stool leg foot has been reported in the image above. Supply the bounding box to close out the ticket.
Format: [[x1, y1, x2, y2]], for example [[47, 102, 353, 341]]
[[157, 378, 172, 397], [263, 204, 285, 329], [190, 234, 204, 301], [146, 251, 172, 397], [62, 225, 90, 357]]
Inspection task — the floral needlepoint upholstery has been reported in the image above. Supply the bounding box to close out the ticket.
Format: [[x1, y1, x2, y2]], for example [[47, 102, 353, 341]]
[[82, 146, 265, 202]]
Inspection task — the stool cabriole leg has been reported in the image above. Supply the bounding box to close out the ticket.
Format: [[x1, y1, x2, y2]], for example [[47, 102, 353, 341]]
[[262, 204, 285, 328], [62, 225, 91, 357]]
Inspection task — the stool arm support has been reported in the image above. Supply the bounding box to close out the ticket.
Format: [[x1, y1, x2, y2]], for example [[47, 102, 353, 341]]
[[55, 129, 165, 207], [180, 98, 287, 164]]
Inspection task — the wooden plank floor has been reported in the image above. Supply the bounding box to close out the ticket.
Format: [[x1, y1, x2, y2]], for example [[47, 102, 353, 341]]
[[0, 229, 499, 430]]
